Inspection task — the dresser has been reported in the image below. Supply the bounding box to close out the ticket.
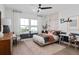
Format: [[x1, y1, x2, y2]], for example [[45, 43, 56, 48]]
[[0, 33, 12, 55]]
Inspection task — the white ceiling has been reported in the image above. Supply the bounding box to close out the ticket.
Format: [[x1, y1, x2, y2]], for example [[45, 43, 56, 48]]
[[4, 4, 79, 16]]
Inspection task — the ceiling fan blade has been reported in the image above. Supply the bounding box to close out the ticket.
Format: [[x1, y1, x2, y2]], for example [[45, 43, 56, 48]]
[[40, 7, 52, 9]]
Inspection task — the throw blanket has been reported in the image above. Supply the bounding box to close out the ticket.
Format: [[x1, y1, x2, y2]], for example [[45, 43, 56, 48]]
[[38, 33, 55, 43]]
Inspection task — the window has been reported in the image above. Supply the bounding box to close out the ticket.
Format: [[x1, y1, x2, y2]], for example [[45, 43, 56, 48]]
[[20, 18, 29, 33], [31, 20, 37, 26], [20, 18, 29, 25], [20, 26, 29, 33], [31, 27, 37, 33], [20, 18, 38, 33]]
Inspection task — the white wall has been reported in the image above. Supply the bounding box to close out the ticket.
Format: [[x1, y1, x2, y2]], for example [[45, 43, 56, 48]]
[[59, 8, 79, 32], [12, 12, 20, 35], [48, 13, 59, 31], [43, 12, 59, 31], [58, 12, 68, 32], [0, 5, 5, 32], [37, 17, 43, 34], [5, 7, 13, 32], [19, 13, 43, 34], [2, 4, 79, 34], [4, 7, 44, 35], [0, 5, 5, 24], [42, 9, 79, 33]]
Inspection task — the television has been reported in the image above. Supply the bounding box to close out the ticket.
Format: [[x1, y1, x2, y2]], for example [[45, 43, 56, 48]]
[[3, 25, 10, 33]]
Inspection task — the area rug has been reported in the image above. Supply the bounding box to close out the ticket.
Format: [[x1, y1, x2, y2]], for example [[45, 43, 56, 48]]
[[24, 40, 66, 55]]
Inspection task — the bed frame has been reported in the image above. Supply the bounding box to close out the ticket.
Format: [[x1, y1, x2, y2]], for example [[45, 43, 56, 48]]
[[33, 40, 57, 47]]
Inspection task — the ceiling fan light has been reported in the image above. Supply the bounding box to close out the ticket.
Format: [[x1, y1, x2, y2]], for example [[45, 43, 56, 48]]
[[38, 9, 41, 12], [33, 7, 38, 12]]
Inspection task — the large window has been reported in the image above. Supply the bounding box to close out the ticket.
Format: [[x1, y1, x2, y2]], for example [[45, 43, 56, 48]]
[[31, 20, 37, 26], [20, 18, 29, 33], [20, 18, 29, 25], [20, 18, 37, 33]]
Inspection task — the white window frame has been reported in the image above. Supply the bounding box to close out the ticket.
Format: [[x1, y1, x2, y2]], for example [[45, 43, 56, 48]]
[[20, 18, 38, 34]]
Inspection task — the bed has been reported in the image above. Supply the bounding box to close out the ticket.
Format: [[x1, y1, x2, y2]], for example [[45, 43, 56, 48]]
[[33, 32, 59, 46]]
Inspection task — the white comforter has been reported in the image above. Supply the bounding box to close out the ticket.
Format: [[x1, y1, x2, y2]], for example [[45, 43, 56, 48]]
[[33, 34, 59, 44], [33, 35, 45, 44]]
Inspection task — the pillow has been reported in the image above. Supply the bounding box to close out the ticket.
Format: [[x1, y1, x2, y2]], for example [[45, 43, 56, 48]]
[[53, 31, 57, 35], [48, 32, 53, 36]]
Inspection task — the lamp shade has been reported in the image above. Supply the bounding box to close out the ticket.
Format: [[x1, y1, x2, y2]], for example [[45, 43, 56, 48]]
[[3, 25, 10, 33]]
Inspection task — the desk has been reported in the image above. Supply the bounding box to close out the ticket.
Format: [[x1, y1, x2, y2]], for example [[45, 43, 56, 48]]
[[59, 34, 69, 44], [59, 33, 79, 49]]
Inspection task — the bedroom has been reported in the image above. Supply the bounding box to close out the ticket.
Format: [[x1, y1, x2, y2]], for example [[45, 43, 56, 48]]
[[0, 4, 79, 55]]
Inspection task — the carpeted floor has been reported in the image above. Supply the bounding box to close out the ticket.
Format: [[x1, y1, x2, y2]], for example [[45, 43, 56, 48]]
[[12, 38, 79, 55], [24, 40, 66, 55]]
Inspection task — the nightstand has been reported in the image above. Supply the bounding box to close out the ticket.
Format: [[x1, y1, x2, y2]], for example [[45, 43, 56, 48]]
[[59, 34, 69, 44]]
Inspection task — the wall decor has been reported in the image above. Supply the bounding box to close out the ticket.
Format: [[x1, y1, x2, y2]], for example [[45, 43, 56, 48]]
[[60, 18, 64, 23]]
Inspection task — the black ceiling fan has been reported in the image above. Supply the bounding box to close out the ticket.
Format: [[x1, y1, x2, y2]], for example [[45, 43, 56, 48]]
[[37, 4, 52, 12]]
